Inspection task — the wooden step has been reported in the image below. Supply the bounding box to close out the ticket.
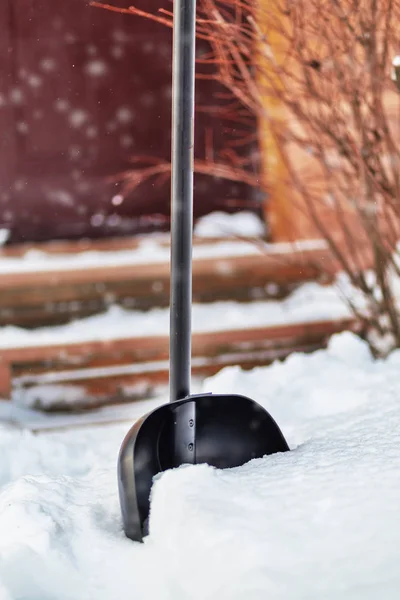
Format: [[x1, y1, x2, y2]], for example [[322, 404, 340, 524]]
[[0, 237, 336, 328], [4, 317, 359, 411]]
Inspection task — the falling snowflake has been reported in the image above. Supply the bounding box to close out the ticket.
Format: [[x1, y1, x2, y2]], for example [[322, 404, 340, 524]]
[[111, 195, 124, 206], [143, 41, 155, 54], [86, 126, 98, 139], [106, 121, 117, 133], [116, 107, 134, 123], [120, 134, 134, 148], [65, 33, 77, 44], [27, 74, 42, 88], [140, 92, 155, 108], [54, 98, 69, 113], [84, 60, 108, 77], [86, 45, 97, 56], [111, 46, 124, 60], [107, 214, 121, 227], [69, 109, 88, 129], [40, 58, 57, 72], [16, 122, 29, 134], [10, 88, 23, 105], [163, 85, 172, 99], [69, 146, 81, 160], [90, 213, 105, 227], [48, 190, 75, 207], [112, 29, 129, 43], [14, 179, 26, 191]]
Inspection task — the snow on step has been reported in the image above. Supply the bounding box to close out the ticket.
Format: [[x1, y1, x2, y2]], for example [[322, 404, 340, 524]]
[[0, 281, 349, 349], [0, 236, 326, 274], [1, 333, 400, 598]]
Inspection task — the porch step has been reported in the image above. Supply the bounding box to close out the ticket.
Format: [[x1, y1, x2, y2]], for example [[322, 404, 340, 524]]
[[0, 235, 348, 414], [2, 317, 359, 412], [0, 236, 335, 328]]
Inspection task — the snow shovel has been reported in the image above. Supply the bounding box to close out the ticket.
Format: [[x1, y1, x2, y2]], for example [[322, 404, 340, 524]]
[[117, 0, 290, 542]]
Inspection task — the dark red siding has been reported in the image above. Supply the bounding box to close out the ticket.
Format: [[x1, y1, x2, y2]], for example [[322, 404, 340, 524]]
[[0, 0, 259, 243]]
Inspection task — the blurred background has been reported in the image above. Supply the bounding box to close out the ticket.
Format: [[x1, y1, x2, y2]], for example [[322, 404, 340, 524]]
[[0, 0, 399, 426]]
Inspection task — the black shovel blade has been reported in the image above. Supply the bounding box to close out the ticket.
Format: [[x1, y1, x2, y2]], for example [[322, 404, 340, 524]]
[[118, 393, 289, 542]]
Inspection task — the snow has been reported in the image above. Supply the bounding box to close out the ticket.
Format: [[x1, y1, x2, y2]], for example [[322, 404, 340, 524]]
[[86, 45, 97, 57], [86, 125, 98, 139], [9, 88, 23, 105], [16, 122, 28, 135], [0, 229, 10, 246], [69, 109, 88, 129], [120, 134, 134, 148], [1, 332, 400, 598], [0, 236, 326, 274], [40, 58, 56, 72], [111, 194, 124, 206], [391, 56, 400, 83], [54, 98, 69, 113], [27, 74, 42, 89], [115, 107, 134, 123], [140, 92, 156, 108], [0, 282, 350, 349], [89, 213, 105, 227], [84, 59, 108, 77], [194, 210, 266, 237], [48, 190, 75, 207], [111, 46, 124, 60], [68, 145, 81, 160]]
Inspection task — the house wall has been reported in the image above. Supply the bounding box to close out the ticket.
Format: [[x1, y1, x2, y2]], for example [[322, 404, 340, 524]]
[[0, 0, 259, 243]]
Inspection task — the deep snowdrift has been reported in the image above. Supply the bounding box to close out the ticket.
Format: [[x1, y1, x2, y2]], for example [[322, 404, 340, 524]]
[[1, 332, 400, 599]]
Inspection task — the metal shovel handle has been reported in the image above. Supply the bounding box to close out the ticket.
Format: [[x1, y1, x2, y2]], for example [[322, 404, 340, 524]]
[[169, 0, 197, 402]]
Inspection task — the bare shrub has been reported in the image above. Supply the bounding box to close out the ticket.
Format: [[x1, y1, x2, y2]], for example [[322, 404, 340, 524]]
[[94, 0, 400, 356]]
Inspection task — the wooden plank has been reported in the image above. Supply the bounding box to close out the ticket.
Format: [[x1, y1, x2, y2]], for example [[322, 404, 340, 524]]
[[2, 317, 359, 405], [14, 343, 324, 412], [0, 245, 336, 327], [0, 233, 256, 257], [0, 250, 326, 290], [3, 317, 356, 367]]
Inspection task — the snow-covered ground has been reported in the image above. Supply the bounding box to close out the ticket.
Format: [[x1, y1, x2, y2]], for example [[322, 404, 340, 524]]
[[0, 210, 395, 597], [1, 331, 400, 599]]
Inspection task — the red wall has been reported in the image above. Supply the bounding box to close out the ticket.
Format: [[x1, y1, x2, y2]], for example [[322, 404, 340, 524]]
[[0, 0, 259, 243]]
